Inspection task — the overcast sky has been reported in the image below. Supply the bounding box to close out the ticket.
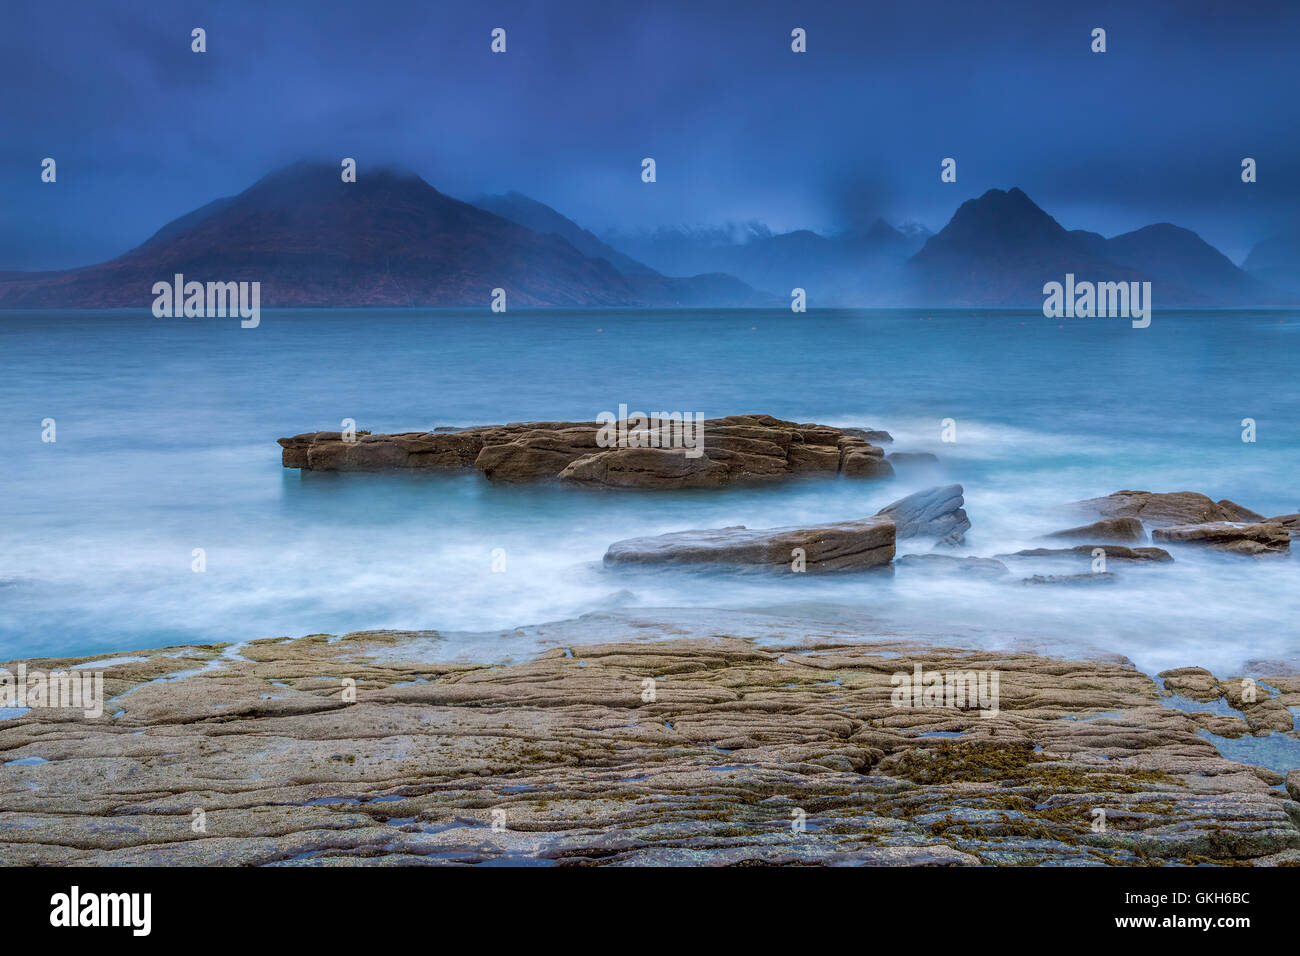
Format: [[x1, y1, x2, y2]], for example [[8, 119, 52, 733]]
[[2, 0, 1297, 270]]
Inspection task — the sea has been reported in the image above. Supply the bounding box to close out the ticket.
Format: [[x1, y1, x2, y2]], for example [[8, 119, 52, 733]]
[[2, 307, 1297, 675]]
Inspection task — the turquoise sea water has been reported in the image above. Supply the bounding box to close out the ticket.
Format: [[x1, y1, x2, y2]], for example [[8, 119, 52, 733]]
[[1, 307, 1297, 673]]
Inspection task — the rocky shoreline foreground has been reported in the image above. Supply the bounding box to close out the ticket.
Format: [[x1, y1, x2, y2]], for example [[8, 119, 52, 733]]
[[2, 610, 1298, 866]]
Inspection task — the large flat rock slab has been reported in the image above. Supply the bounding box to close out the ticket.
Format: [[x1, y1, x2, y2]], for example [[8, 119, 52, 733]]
[[2, 620, 1297, 866], [603, 517, 896, 571], [278, 414, 897, 488]]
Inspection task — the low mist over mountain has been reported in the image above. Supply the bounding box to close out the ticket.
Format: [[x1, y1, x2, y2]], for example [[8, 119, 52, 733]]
[[0, 165, 1288, 310], [603, 219, 931, 305], [0, 163, 764, 309], [470, 192, 659, 278], [1243, 230, 1300, 295]]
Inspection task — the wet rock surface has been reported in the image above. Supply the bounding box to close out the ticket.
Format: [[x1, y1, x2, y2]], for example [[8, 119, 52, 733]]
[[1018, 572, 1119, 586], [603, 518, 896, 571], [1151, 521, 1290, 557], [999, 546, 1173, 564], [875, 484, 971, 540], [279, 415, 900, 488], [1071, 491, 1266, 528], [1267, 514, 1300, 540], [1044, 517, 1146, 544], [894, 554, 1009, 578], [2, 616, 1297, 866]]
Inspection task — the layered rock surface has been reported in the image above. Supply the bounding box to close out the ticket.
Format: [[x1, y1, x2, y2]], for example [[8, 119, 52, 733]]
[[1044, 517, 1146, 544], [278, 415, 896, 488], [2, 617, 1297, 866], [603, 518, 896, 571], [1072, 491, 1265, 528], [874, 484, 971, 539], [1152, 521, 1290, 557], [999, 546, 1173, 564]]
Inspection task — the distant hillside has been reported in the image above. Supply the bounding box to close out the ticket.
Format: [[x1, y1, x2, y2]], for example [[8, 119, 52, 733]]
[[0, 167, 1285, 310], [0, 163, 764, 309], [602, 218, 929, 305], [1242, 230, 1300, 295], [905, 188, 1288, 307], [471, 192, 658, 277]]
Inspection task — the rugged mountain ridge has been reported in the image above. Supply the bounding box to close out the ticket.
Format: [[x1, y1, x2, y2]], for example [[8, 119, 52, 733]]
[[0, 162, 763, 309]]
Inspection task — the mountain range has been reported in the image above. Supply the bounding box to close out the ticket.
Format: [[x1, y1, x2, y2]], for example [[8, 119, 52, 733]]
[[1242, 229, 1300, 295], [0, 163, 1292, 309], [0, 163, 764, 310]]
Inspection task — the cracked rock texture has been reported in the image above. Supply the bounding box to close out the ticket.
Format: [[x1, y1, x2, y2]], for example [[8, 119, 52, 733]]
[[278, 415, 896, 488], [874, 484, 971, 540], [602, 518, 896, 571], [3, 620, 1298, 866], [1152, 521, 1290, 557]]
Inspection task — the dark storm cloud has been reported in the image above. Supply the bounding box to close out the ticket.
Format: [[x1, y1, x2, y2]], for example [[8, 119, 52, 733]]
[[1, 0, 1297, 269]]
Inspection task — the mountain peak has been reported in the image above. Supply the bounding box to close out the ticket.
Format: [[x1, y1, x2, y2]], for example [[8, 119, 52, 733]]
[[865, 218, 905, 242], [916, 187, 1066, 258], [0, 161, 761, 308]]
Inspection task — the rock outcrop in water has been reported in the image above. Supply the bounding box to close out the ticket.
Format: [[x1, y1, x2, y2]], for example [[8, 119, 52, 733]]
[[874, 484, 971, 540], [998, 546, 1173, 564], [1044, 517, 1146, 544], [894, 554, 1008, 578], [1019, 572, 1118, 586], [1267, 513, 1300, 540], [2, 616, 1296, 866], [1053, 491, 1293, 557], [1151, 521, 1290, 557], [278, 415, 897, 488], [1071, 490, 1265, 528], [602, 517, 896, 571]]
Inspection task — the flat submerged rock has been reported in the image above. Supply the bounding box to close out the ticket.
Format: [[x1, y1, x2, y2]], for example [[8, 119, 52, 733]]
[[2, 614, 1297, 867]]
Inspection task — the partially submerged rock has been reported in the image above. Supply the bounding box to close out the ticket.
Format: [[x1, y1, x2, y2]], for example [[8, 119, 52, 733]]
[[279, 415, 897, 488], [1044, 517, 1145, 544], [895, 554, 1008, 578], [842, 427, 893, 443], [999, 546, 1173, 564], [1071, 490, 1265, 528], [603, 517, 896, 571], [1267, 514, 1300, 540], [875, 484, 971, 540], [1019, 573, 1118, 586], [1151, 521, 1290, 557], [840, 446, 895, 478], [887, 452, 939, 466]]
